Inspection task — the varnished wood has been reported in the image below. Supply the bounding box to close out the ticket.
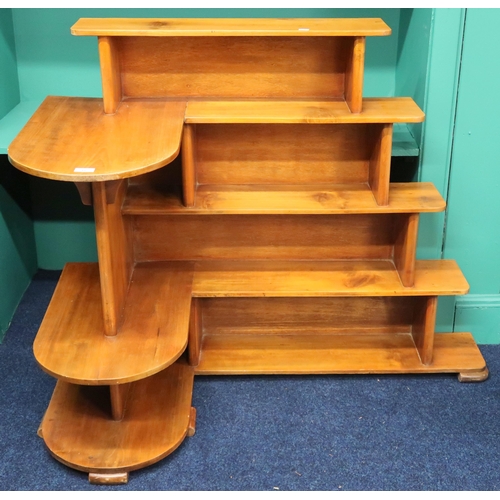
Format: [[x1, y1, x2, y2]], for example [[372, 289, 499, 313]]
[[192, 260, 469, 298], [194, 123, 375, 186], [195, 332, 486, 375], [71, 18, 392, 37], [98, 36, 122, 114], [345, 37, 365, 113], [110, 384, 131, 421], [118, 37, 350, 100], [93, 181, 132, 336], [33, 263, 194, 384], [37, 412, 46, 438], [89, 472, 129, 485], [412, 296, 438, 365], [41, 361, 194, 474], [8, 96, 186, 182], [182, 124, 196, 207], [200, 296, 415, 337], [369, 123, 393, 205], [393, 213, 419, 287], [104, 179, 123, 204], [188, 299, 203, 367], [74, 182, 92, 206], [133, 214, 396, 262], [123, 182, 446, 215], [185, 98, 425, 124], [187, 407, 196, 437]]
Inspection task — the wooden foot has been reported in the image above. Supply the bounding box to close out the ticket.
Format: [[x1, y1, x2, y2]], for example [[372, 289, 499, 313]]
[[187, 407, 196, 437], [89, 472, 129, 485], [37, 411, 47, 438], [458, 367, 489, 383]]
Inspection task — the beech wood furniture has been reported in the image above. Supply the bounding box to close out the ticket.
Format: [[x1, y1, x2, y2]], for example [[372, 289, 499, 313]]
[[7, 18, 488, 484]]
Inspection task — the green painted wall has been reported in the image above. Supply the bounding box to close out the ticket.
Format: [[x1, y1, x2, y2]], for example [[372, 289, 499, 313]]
[[0, 9, 37, 340], [443, 9, 500, 344], [395, 8, 432, 148], [0, 159, 37, 340], [0, 9, 20, 119]]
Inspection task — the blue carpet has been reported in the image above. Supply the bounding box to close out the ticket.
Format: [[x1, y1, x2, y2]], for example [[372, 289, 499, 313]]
[[1, 270, 499, 490]]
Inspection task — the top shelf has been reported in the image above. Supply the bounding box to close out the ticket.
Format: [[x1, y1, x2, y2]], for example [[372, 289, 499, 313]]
[[71, 18, 392, 37]]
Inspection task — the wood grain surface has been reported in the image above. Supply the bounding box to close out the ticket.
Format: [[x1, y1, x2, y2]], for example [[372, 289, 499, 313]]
[[195, 332, 486, 375], [41, 361, 194, 473], [71, 18, 392, 37], [34, 263, 194, 384], [123, 182, 446, 215], [8, 96, 186, 181]]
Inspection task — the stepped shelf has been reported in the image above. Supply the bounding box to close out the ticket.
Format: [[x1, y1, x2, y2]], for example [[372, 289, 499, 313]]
[[191, 260, 469, 297], [123, 182, 445, 215], [71, 17, 392, 37], [195, 332, 486, 376], [34, 262, 193, 384], [40, 361, 195, 476]]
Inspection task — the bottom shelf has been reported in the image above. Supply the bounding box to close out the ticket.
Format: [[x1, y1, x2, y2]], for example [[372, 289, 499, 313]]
[[195, 332, 487, 378], [40, 360, 194, 475]]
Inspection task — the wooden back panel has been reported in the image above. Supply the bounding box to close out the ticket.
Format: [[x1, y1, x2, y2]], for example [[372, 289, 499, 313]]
[[200, 296, 418, 335], [195, 123, 380, 185], [117, 36, 350, 99], [132, 213, 396, 261]]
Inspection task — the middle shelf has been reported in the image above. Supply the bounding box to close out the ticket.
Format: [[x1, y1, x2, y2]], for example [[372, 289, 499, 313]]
[[123, 182, 445, 215]]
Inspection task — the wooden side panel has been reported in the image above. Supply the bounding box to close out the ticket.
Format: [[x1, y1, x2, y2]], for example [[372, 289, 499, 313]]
[[98, 36, 122, 114], [188, 298, 203, 366], [133, 214, 396, 261], [195, 124, 377, 185], [118, 36, 349, 99], [200, 297, 415, 336], [345, 36, 365, 113], [393, 213, 419, 287], [182, 124, 196, 207], [412, 296, 438, 365], [369, 123, 393, 206], [93, 181, 133, 336]]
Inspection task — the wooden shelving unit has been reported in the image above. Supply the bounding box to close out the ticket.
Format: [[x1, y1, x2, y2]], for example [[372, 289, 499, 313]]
[[7, 17, 487, 484]]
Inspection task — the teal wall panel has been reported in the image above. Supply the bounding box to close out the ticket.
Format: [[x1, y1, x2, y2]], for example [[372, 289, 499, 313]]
[[0, 9, 20, 119], [0, 10, 36, 340], [411, 9, 465, 332], [0, 160, 37, 341], [395, 8, 432, 148], [442, 9, 500, 343]]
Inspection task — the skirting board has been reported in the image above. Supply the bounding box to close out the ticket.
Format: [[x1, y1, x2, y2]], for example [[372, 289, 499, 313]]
[[455, 295, 500, 344]]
